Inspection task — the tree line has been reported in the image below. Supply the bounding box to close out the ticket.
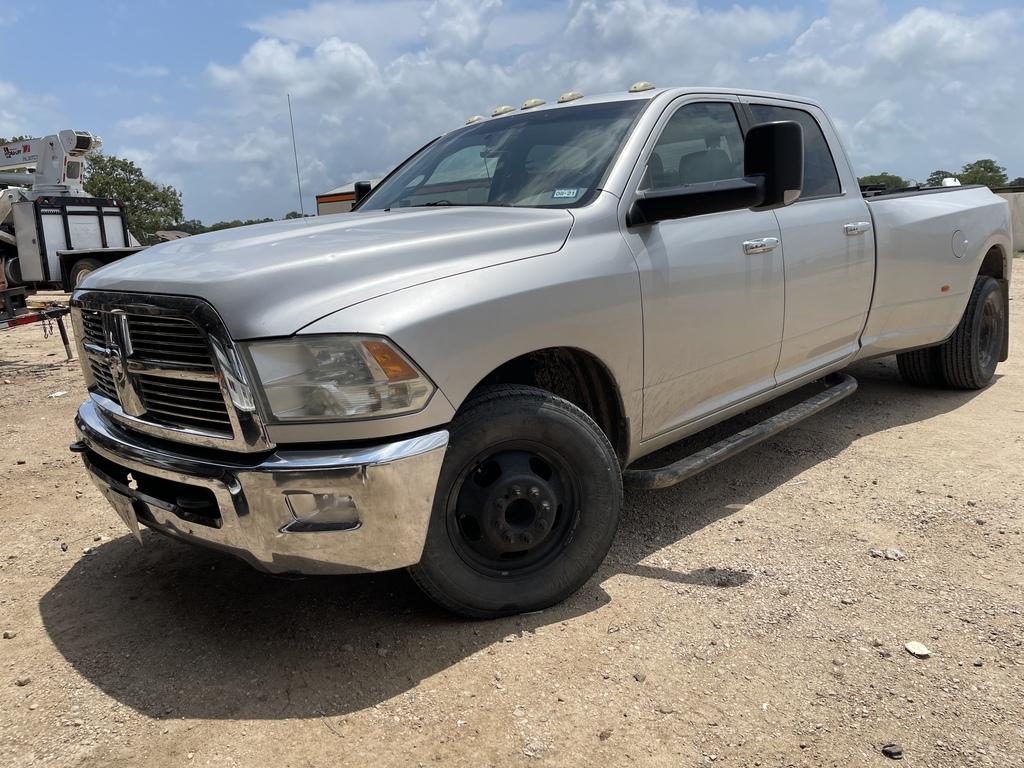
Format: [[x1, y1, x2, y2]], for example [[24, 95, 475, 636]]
[[859, 159, 1023, 192]]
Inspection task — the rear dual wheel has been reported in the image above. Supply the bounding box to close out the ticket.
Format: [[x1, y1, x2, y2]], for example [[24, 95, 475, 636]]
[[897, 275, 1005, 390], [70, 258, 104, 287], [409, 385, 622, 618]]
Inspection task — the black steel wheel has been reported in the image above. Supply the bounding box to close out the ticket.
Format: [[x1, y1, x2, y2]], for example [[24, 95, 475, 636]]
[[447, 442, 579, 577], [409, 385, 622, 618]]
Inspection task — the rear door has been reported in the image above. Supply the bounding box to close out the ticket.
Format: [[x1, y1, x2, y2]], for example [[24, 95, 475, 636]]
[[742, 99, 875, 384], [620, 97, 785, 440]]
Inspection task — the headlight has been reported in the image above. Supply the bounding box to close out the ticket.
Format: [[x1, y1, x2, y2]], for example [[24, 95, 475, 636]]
[[247, 335, 435, 422]]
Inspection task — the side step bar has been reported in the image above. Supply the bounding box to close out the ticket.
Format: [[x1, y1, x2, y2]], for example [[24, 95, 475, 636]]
[[623, 373, 858, 490]]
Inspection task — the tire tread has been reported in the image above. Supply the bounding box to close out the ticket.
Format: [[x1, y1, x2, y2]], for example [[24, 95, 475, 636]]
[[896, 347, 942, 387], [938, 276, 1000, 390]]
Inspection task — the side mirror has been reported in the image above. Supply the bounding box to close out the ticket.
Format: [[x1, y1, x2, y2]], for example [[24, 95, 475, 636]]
[[744, 120, 803, 209], [353, 180, 372, 207], [626, 120, 803, 226]]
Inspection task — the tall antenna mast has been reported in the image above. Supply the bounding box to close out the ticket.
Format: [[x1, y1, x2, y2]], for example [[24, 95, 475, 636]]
[[287, 93, 305, 216]]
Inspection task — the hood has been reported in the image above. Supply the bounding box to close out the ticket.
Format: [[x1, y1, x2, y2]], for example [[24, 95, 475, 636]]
[[81, 207, 574, 339]]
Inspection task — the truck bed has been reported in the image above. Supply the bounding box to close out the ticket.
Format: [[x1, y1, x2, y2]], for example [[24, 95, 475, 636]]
[[857, 185, 1011, 359]]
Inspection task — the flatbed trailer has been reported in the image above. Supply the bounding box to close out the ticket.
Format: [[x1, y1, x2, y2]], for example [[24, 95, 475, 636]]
[[1, 286, 74, 360]]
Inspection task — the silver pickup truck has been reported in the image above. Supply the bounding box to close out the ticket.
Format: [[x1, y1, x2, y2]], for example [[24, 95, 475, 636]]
[[70, 85, 1012, 617]]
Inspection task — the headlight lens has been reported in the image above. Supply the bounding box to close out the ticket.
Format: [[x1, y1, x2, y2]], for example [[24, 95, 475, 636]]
[[247, 335, 435, 422]]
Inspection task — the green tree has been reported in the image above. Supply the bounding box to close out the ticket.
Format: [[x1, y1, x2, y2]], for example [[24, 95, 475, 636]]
[[925, 170, 957, 187], [1008, 176, 1024, 187], [84, 153, 183, 244], [858, 172, 908, 190], [173, 218, 207, 235], [957, 159, 1007, 188]]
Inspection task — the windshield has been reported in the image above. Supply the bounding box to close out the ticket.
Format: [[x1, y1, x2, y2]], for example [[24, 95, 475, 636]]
[[359, 100, 647, 211]]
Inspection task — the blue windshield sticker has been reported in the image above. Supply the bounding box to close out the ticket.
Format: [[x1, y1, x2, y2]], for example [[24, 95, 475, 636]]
[[552, 188, 579, 199]]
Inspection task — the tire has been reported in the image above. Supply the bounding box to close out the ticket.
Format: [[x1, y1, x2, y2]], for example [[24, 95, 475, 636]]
[[896, 347, 943, 387], [69, 258, 104, 287], [937, 276, 1005, 390], [409, 385, 622, 618]]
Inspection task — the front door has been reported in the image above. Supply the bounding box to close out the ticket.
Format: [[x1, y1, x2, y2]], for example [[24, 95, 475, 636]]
[[620, 99, 785, 441]]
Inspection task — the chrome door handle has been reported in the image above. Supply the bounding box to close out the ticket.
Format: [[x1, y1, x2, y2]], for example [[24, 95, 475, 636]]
[[742, 237, 780, 255], [844, 221, 872, 236]]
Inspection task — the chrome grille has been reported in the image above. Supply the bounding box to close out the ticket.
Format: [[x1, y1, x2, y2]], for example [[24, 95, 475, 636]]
[[135, 373, 230, 431], [75, 305, 235, 440], [125, 316, 216, 371], [73, 291, 270, 452], [87, 355, 121, 402]]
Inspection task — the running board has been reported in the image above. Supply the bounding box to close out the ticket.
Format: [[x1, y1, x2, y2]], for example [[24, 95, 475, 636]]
[[623, 373, 858, 490]]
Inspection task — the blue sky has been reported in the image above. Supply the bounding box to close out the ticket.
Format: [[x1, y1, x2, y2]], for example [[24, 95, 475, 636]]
[[2, 0, 1021, 223]]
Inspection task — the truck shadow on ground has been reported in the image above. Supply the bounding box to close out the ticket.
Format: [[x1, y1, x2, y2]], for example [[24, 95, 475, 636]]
[[38, 356, 989, 720]]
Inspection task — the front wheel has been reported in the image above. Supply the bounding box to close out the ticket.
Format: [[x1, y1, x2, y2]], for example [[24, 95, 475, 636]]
[[409, 385, 622, 618]]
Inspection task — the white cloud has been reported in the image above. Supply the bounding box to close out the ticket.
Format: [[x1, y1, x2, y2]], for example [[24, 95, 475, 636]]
[[0, 80, 63, 139], [106, 0, 1024, 222], [111, 64, 171, 78], [247, 0, 424, 55], [208, 37, 378, 103], [117, 114, 171, 135]]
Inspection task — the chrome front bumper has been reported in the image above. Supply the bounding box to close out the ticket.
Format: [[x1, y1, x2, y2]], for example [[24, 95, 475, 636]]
[[73, 400, 448, 574]]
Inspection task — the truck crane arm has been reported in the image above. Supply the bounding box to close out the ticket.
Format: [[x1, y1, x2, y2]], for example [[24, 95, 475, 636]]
[[0, 131, 102, 193]]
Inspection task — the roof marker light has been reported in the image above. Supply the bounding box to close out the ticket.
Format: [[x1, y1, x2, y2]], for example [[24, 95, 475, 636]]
[[521, 98, 546, 110], [629, 81, 656, 93], [491, 105, 515, 117], [557, 90, 583, 103], [465, 115, 486, 124]]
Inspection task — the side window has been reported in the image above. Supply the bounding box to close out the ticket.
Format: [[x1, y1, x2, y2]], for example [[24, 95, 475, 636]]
[[641, 102, 744, 191], [749, 104, 841, 198]]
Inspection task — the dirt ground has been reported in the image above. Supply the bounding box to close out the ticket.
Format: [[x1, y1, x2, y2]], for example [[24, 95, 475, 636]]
[[1, 278, 1022, 768]]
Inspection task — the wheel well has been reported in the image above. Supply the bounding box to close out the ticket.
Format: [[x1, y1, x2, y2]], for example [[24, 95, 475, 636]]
[[472, 348, 628, 463], [978, 246, 1005, 280]]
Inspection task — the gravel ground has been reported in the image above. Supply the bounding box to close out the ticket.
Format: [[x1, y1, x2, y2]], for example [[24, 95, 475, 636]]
[[1, 277, 1022, 768]]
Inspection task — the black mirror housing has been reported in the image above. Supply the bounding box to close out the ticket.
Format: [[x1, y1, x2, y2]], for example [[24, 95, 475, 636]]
[[353, 180, 372, 207], [626, 119, 804, 227], [744, 120, 803, 209]]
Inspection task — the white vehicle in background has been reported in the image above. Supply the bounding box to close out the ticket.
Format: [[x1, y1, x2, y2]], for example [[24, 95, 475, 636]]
[[0, 130, 142, 292]]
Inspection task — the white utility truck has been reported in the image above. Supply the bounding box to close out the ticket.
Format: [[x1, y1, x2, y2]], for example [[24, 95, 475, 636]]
[[0, 130, 142, 292]]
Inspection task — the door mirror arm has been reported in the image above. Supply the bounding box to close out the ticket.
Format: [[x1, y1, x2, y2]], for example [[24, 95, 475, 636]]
[[626, 177, 766, 227]]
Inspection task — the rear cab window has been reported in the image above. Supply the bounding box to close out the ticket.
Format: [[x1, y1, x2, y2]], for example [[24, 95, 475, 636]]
[[748, 104, 842, 199]]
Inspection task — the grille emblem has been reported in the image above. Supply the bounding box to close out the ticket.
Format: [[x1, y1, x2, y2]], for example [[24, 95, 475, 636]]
[[101, 310, 146, 417]]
